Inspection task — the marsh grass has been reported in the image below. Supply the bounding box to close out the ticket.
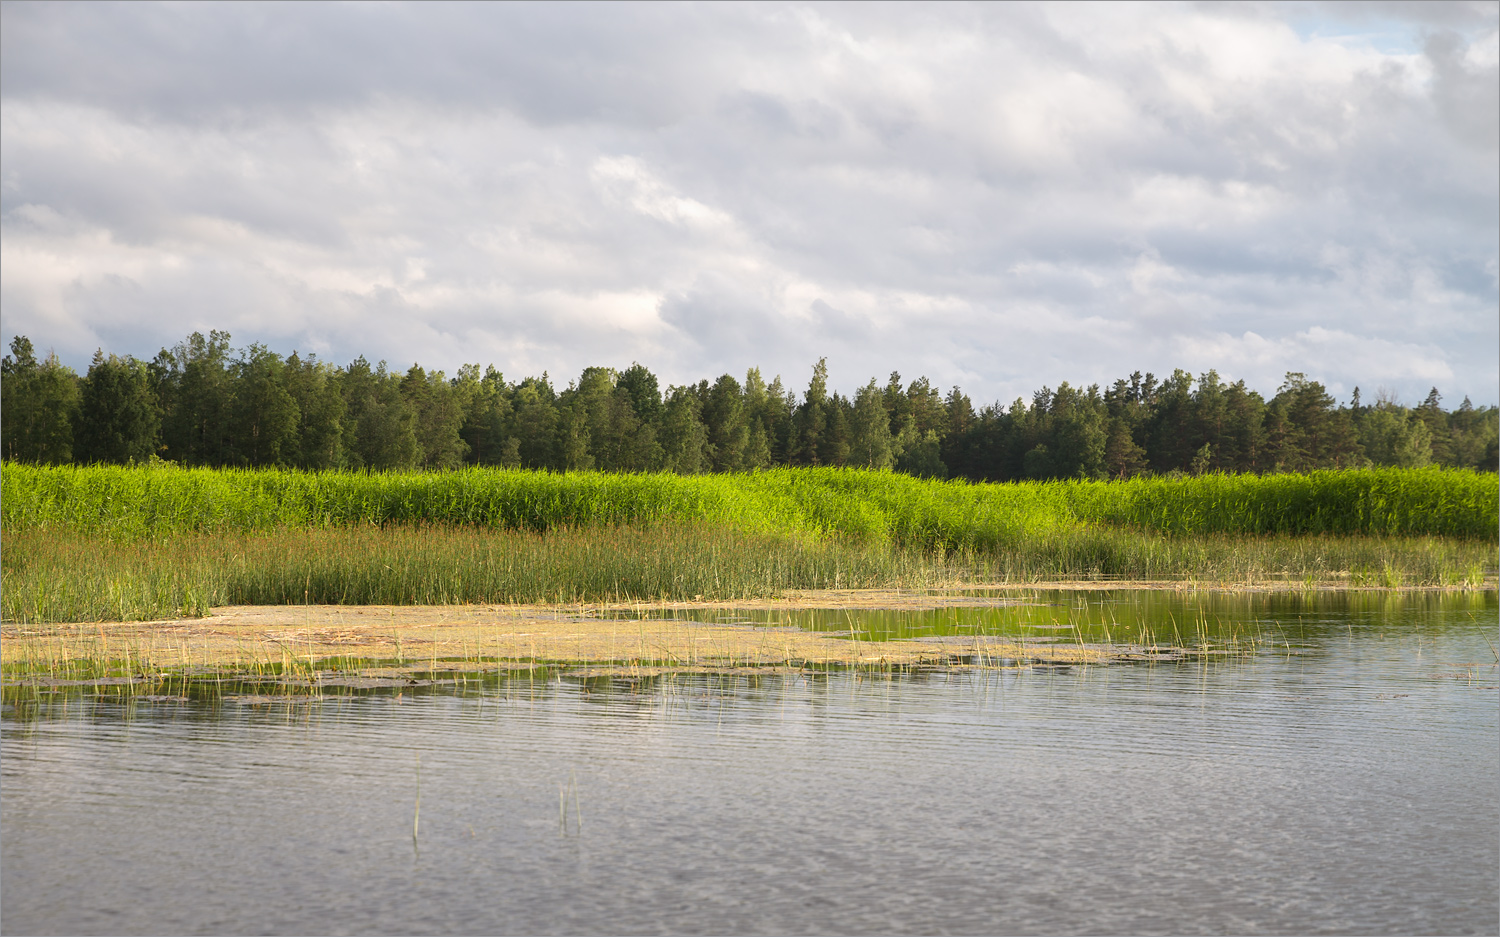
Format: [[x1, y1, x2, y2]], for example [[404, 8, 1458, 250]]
[[6, 463, 1496, 542], [4, 463, 1494, 623], [3, 523, 1494, 623]]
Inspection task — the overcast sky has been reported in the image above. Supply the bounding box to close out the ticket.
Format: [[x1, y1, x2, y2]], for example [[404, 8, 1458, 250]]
[[2, 1, 1496, 407]]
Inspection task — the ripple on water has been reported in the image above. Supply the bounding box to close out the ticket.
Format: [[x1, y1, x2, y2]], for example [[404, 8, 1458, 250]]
[[3, 591, 1497, 936]]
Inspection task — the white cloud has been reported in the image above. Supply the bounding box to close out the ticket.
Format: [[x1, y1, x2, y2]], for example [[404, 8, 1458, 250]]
[[0, 1, 1494, 405]]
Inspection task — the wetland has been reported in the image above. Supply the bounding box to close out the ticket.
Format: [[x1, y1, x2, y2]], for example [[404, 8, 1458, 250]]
[[4, 464, 1496, 934], [3, 587, 1497, 936]]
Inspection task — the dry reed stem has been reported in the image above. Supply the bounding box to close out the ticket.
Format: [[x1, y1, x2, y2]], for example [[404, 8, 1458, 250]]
[[7, 581, 1490, 677], [1, 594, 1117, 672]]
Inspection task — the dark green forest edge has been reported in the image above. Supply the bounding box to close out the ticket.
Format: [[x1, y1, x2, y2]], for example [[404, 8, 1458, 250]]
[[2, 332, 1496, 624], [3, 331, 1496, 477]]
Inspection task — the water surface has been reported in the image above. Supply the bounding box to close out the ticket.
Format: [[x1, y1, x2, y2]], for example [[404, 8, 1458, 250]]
[[3, 590, 1496, 936]]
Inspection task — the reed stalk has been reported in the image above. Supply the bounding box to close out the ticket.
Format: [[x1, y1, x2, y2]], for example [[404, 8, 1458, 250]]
[[4, 464, 1494, 623]]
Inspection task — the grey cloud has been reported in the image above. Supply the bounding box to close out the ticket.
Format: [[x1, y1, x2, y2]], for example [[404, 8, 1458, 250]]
[[1299, 1, 1499, 30], [1, 2, 1495, 407], [809, 299, 870, 344], [1426, 30, 1500, 150], [0, 2, 754, 127], [656, 279, 790, 375]]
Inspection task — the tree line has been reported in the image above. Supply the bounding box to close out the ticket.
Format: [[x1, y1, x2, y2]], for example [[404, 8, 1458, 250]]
[[3, 332, 1496, 478]]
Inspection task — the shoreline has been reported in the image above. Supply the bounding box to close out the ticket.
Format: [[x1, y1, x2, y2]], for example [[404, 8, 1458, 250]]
[[3, 580, 1494, 682]]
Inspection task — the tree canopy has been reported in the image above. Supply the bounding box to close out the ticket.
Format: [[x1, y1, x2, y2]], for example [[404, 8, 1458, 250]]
[[4, 334, 1496, 477]]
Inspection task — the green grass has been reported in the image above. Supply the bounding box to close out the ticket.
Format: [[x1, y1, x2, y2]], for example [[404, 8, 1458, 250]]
[[3, 463, 1495, 622], [5, 463, 1496, 541], [3, 524, 1493, 623]]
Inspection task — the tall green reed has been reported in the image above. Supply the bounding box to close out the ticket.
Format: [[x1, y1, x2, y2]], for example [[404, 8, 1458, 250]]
[[5, 524, 1493, 623], [5, 463, 1494, 542]]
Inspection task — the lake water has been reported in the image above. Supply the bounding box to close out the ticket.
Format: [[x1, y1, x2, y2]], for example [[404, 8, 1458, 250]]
[[3, 590, 1497, 936]]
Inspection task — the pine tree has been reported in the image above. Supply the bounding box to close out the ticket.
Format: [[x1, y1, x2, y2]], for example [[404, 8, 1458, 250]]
[[402, 365, 468, 468], [793, 358, 830, 465], [702, 374, 748, 471], [341, 357, 420, 470], [848, 378, 894, 469], [1045, 383, 1106, 479], [511, 376, 559, 469], [160, 330, 234, 465], [76, 351, 160, 464], [285, 352, 347, 469], [456, 364, 514, 466], [1, 336, 80, 463], [231, 345, 301, 466], [660, 386, 708, 473]]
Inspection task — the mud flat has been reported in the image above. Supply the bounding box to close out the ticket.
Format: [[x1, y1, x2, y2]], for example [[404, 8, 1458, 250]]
[[13, 581, 1493, 687], [0, 588, 1169, 681]]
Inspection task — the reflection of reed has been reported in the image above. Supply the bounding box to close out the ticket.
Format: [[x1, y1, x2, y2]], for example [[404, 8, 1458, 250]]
[[4, 587, 1493, 706], [559, 768, 582, 835]]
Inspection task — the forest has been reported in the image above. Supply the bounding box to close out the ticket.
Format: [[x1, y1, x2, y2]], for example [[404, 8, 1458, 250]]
[[3, 331, 1496, 479]]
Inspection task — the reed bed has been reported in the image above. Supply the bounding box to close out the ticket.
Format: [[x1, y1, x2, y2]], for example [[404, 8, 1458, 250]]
[[4, 463, 1496, 542], [3, 524, 1493, 623], [4, 463, 1494, 623]]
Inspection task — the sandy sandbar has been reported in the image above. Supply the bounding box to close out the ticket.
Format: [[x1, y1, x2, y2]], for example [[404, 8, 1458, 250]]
[[5, 580, 1481, 679]]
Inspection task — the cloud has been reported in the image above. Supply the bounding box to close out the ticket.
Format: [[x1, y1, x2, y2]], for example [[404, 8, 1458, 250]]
[[1, 1, 1494, 406], [1426, 28, 1500, 150]]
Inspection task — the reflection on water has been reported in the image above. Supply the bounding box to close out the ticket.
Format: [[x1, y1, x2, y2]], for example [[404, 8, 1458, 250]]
[[612, 587, 1499, 646], [3, 591, 1497, 936]]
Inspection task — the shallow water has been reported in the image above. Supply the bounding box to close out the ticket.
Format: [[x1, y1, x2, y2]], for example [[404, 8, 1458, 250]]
[[3, 590, 1497, 936]]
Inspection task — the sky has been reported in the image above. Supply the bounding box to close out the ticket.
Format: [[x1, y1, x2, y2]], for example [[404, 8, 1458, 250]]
[[2, 0, 1496, 408]]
